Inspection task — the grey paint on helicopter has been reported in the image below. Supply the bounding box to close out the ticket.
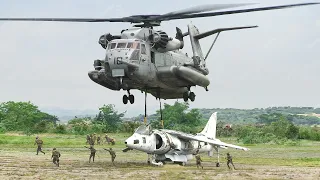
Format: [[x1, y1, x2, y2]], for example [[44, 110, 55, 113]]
[[0, 0, 319, 117]]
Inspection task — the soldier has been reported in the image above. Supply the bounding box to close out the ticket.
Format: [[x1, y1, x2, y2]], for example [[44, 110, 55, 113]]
[[195, 150, 203, 169], [104, 148, 116, 165], [86, 134, 90, 144], [89, 134, 94, 146], [110, 138, 115, 145], [85, 146, 96, 163], [105, 134, 111, 144], [226, 153, 236, 170], [51, 148, 61, 167], [92, 133, 97, 145], [97, 136, 101, 145], [34, 136, 45, 155]]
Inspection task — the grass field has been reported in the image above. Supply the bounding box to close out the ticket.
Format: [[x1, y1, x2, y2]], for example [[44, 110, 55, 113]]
[[0, 133, 319, 179]]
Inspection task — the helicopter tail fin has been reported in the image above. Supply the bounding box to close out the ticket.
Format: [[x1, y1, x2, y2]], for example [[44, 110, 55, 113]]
[[188, 24, 205, 67]]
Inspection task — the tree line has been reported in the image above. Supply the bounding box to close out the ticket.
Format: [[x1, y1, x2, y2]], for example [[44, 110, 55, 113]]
[[0, 101, 319, 144]]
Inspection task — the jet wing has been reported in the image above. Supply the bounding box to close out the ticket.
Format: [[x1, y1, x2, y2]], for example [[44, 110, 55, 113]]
[[161, 129, 249, 151]]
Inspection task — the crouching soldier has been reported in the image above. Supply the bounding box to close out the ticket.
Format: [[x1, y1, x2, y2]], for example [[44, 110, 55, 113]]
[[226, 153, 236, 170], [51, 148, 61, 167], [110, 138, 116, 145], [104, 148, 116, 165]]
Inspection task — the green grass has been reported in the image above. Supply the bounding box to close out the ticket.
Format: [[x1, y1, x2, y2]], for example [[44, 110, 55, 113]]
[[1, 133, 320, 168], [0, 132, 130, 148]]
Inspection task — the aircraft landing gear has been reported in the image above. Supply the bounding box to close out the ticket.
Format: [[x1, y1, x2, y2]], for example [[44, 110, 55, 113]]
[[214, 146, 220, 167], [183, 91, 196, 102], [123, 90, 134, 104]]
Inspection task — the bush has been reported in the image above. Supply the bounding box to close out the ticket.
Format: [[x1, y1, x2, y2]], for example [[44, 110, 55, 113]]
[[55, 124, 67, 134], [90, 123, 105, 133], [0, 123, 6, 134], [120, 121, 142, 133], [33, 121, 49, 133]]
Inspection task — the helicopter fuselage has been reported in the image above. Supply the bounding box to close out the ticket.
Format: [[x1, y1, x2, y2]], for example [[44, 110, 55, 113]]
[[89, 38, 201, 99], [88, 26, 211, 103]]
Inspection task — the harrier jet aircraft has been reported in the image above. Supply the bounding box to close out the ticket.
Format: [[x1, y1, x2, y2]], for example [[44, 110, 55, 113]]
[[123, 112, 249, 166]]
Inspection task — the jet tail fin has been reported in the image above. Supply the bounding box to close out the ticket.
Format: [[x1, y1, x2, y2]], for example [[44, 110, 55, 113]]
[[200, 112, 217, 139]]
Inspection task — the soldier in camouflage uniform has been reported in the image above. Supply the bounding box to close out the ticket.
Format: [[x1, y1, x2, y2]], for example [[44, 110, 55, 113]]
[[85, 146, 96, 163], [226, 153, 236, 170], [92, 133, 97, 145], [89, 134, 94, 146], [104, 148, 116, 165], [51, 148, 61, 167], [195, 150, 203, 169], [105, 134, 111, 144], [34, 136, 45, 155], [97, 136, 101, 145], [110, 138, 115, 145], [86, 134, 90, 144]]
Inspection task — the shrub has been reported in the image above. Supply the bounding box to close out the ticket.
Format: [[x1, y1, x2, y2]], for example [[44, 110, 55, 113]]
[[55, 124, 67, 134]]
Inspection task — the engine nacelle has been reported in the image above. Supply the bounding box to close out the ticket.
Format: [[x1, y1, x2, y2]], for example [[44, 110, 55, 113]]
[[150, 31, 184, 52], [98, 33, 121, 49], [156, 38, 184, 53]]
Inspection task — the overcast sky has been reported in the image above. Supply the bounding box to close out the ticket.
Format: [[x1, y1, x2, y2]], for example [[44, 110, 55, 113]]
[[0, 0, 319, 117]]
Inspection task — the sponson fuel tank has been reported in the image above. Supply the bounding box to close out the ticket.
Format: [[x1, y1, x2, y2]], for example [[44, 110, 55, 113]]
[[170, 66, 210, 87]]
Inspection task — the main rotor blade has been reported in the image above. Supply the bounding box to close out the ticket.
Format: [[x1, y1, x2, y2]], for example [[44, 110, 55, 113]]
[[0, 17, 131, 23], [160, 3, 320, 21], [155, 3, 255, 19]]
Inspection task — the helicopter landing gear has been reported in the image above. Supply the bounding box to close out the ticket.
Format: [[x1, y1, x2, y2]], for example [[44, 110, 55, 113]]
[[183, 91, 196, 102], [183, 92, 188, 102], [123, 90, 134, 104], [189, 92, 195, 102]]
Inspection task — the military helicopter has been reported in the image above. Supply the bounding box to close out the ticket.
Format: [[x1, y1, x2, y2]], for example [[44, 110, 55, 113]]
[[0, 3, 319, 106]]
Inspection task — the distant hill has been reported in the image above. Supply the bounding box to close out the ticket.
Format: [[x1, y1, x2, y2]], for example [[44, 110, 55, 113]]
[[39, 107, 97, 124], [198, 107, 320, 124], [130, 107, 320, 125]]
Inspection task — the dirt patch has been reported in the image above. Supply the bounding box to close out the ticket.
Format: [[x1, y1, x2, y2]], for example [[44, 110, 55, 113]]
[[0, 150, 319, 180]]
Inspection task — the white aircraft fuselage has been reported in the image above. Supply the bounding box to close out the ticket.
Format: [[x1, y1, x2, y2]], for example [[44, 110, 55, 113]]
[[124, 112, 249, 165]]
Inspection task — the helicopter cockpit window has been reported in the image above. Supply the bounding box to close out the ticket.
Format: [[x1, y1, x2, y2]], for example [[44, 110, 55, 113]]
[[110, 43, 116, 49], [127, 42, 140, 49], [126, 43, 133, 48], [117, 43, 127, 48], [141, 44, 146, 54]]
